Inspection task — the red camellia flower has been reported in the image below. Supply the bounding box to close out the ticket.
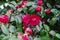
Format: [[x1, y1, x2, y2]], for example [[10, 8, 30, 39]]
[[23, 26, 27, 30], [37, 1, 43, 6], [8, 10, 13, 14], [45, 8, 51, 14], [15, 4, 19, 9], [35, 6, 41, 12], [0, 15, 9, 24], [25, 28, 33, 35], [0, 16, 2, 22], [22, 14, 30, 25], [23, 34, 29, 40], [30, 14, 42, 26], [38, 0, 42, 1], [23, 24, 28, 30]]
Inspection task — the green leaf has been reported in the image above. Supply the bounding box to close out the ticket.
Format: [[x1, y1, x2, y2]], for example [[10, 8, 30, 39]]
[[10, 16, 15, 21], [9, 4, 16, 10], [2, 36, 9, 40], [40, 33, 50, 40], [40, 29, 46, 36], [34, 37, 41, 40], [49, 31, 60, 39], [4, 3, 9, 7], [10, 1, 17, 5], [41, 7, 46, 18], [39, 21, 43, 30], [36, 25, 40, 31], [43, 24, 50, 32], [9, 25, 16, 33], [29, 36, 33, 40], [9, 34, 18, 40], [41, 35, 50, 40], [15, 15, 22, 24], [17, 8, 23, 12], [9, 36, 17, 40], [0, 35, 3, 40], [49, 30, 56, 36], [15, 23, 23, 33], [8, 33, 22, 40], [23, 8, 27, 13], [47, 3, 52, 9], [51, 9, 60, 17], [56, 33, 60, 39], [1, 24, 9, 34], [28, 7, 35, 14], [49, 18, 56, 26], [26, 2, 35, 6]]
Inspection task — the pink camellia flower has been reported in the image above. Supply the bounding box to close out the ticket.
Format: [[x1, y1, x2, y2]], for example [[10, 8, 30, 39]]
[[25, 28, 33, 35], [37, 1, 43, 6], [30, 14, 42, 26], [15, 4, 19, 9], [0, 15, 9, 24], [35, 6, 41, 12], [8, 10, 13, 14], [45, 8, 51, 14], [23, 34, 29, 40], [22, 14, 30, 25], [17, 33, 23, 39]]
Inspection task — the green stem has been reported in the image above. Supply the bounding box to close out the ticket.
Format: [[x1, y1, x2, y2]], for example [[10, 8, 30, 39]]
[[8, 14, 11, 28]]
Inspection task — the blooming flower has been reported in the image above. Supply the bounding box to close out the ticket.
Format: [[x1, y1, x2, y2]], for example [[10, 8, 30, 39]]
[[22, 14, 30, 25], [30, 14, 42, 26], [23, 34, 29, 40], [0, 15, 9, 24], [35, 6, 41, 12], [37, 1, 43, 6]]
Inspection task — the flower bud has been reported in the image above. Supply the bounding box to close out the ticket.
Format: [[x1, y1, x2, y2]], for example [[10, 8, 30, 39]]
[[25, 28, 33, 35], [45, 8, 51, 14]]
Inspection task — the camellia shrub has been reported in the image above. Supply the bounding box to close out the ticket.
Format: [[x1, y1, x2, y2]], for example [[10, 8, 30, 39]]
[[0, 0, 60, 40]]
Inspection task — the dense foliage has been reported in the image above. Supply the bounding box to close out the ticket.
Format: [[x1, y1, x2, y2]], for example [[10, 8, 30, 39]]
[[0, 0, 60, 40]]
